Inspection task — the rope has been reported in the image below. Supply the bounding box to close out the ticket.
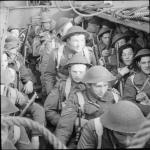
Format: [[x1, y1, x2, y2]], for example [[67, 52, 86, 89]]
[[115, 5, 149, 21], [128, 113, 150, 148], [1, 116, 67, 149], [69, 0, 112, 17]]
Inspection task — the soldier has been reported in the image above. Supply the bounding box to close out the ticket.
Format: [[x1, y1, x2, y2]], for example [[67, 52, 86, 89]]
[[54, 66, 120, 147], [86, 17, 100, 48], [1, 95, 33, 149], [112, 44, 136, 91], [44, 53, 91, 131], [1, 52, 46, 149], [123, 48, 150, 117], [34, 13, 57, 98], [97, 27, 111, 58], [4, 35, 34, 94], [77, 100, 150, 149], [44, 25, 97, 95]]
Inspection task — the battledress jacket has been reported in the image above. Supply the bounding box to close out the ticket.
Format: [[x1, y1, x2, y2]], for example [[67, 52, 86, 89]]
[[55, 89, 117, 145], [44, 79, 85, 128], [123, 71, 150, 116], [44, 45, 96, 94], [77, 119, 150, 149]]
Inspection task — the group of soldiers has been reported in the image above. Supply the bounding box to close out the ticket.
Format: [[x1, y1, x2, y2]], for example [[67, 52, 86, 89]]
[[1, 11, 150, 149]]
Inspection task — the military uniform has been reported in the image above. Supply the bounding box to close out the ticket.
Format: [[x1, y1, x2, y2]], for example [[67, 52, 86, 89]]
[[44, 53, 91, 130], [77, 101, 149, 149], [123, 49, 150, 116], [55, 66, 119, 145], [44, 26, 97, 94], [1, 96, 33, 150], [123, 71, 150, 116]]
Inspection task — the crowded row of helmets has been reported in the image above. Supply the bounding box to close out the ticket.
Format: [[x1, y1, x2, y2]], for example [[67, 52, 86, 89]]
[[0, 0, 149, 53]]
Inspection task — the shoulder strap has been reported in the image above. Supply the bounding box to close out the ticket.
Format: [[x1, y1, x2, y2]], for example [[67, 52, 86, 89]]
[[56, 44, 64, 69], [76, 92, 85, 113], [64, 77, 72, 101], [94, 117, 103, 149], [83, 47, 91, 64], [130, 74, 150, 93], [13, 125, 21, 144], [130, 74, 140, 92]]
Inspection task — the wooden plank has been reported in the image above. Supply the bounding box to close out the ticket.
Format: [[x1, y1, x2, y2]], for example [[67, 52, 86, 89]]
[[0, 7, 9, 54], [96, 13, 149, 33]]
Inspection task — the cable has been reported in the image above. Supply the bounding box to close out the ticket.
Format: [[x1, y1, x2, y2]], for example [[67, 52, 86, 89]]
[[68, 0, 112, 17], [1, 116, 67, 149]]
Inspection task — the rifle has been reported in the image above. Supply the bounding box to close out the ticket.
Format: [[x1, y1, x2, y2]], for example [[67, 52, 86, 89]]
[[102, 29, 114, 69], [19, 92, 38, 117], [92, 35, 100, 65], [20, 24, 31, 65], [75, 106, 82, 145], [16, 71, 20, 91], [116, 43, 123, 96]]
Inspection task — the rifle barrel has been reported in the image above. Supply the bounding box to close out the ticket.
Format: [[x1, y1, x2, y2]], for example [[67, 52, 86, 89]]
[[19, 92, 37, 117]]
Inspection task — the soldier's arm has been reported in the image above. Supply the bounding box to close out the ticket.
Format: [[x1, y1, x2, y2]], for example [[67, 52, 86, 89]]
[[123, 77, 150, 116], [26, 103, 45, 136], [44, 88, 61, 126], [55, 93, 79, 145], [19, 64, 33, 84], [44, 50, 57, 95], [77, 120, 97, 149]]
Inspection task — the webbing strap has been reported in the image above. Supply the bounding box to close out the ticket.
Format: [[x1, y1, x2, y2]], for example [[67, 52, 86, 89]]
[[64, 77, 72, 100], [76, 92, 85, 113], [83, 47, 91, 64], [56, 44, 64, 69], [130, 75, 150, 93], [94, 117, 103, 149]]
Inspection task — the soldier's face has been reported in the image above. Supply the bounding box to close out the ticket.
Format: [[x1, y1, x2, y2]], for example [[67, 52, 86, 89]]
[[70, 64, 87, 83], [1, 53, 8, 70], [42, 22, 51, 30], [91, 82, 109, 98], [67, 34, 86, 52], [138, 56, 150, 74], [101, 33, 110, 45], [113, 131, 134, 146], [121, 48, 134, 66]]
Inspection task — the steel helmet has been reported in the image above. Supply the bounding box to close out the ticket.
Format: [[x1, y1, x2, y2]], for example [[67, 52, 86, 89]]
[[101, 100, 147, 133], [64, 53, 92, 69], [134, 48, 150, 61], [82, 65, 116, 83], [62, 26, 89, 42]]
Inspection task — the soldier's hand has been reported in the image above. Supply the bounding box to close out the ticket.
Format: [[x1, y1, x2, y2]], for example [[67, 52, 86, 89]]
[[102, 49, 110, 57], [118, 66, 130, 76], [23, 80, 33, 94]]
